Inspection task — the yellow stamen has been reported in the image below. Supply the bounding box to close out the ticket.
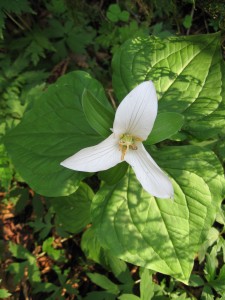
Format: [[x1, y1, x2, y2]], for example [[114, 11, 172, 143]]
[[118, 134, 142, 160]]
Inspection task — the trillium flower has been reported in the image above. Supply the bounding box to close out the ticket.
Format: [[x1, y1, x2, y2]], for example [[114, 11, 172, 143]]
[[61, 81, 174, 198]]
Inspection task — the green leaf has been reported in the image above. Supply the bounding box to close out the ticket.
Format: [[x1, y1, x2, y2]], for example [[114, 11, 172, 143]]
[[0, 144, 13, 189], [186, 61, 225, 140], [51, 182, 93, 234], [98, 162, 128, 185], [9, 241, 34, 261], [42, 237, 65, 261], [87, 273, 120, 295], [119, 11, 130, 22], [82, 90, 114, 137], [4, 71, 108, 196], [209, 264, 225, 294], [46, 0, 67, 14], [140, 269, 154, 300], [67, 25, 96, 54], [91, 146, 225, 283], [112, 33, 225, 139], [152, 146, 225, 207], [201, 285, 214, 300], [13, 188, 29, 214], [32, 194, 45, 218], [23, 29, 55, 65], [0, 0, 32, 15], [108, 256, 133, 287], [0, 289, 11, 299], [85, 291, 116, 300], [119, 295, 140, 300], [183, 15, 192, 29], [33, 282, 58, 294], [8, 262, 27, 284], [81, 227, 133, 289], [205, 249, 218, 282], [81, 226, 108, 265], [28, 209, 53, 240], [188, 274, 204, 287], [216, 137, 225, 162], [145, 112, 184, 145], [198, 227, 220, 263], [107, 4, 121, 23], [8, 242, 41, 283]]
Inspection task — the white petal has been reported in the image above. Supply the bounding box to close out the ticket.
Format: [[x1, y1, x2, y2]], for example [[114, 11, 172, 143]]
[[60, 134, 121, 172], [125, 144, 174, 198], [113, 81, 158, 140]]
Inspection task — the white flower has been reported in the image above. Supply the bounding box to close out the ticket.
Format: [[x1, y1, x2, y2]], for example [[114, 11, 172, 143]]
[[61, 81, 174, 198]]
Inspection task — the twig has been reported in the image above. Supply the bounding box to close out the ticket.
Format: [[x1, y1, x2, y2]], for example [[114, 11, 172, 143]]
[[107, 88, 117, 109], [3, 10, 25, 31]]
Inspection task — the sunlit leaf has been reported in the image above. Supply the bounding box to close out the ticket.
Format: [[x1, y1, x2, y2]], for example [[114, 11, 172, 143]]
[[112, 33, 224, 139], [91, 146, 225, 283]]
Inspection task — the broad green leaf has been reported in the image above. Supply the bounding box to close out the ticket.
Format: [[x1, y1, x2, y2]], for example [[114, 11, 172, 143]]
[[151, 146, 225, 206], [140, 269, 154, 300], [51, 182, 93, 234], [82, 89, 114, 137], [98, 162, 128, 185], [87, 273, 119, 295], [91, 146, 225, 283], [186, 62, 225, 139], [145, 112, 184, 145], [3, 71, 108, 196], [112, 33, 225, 139]]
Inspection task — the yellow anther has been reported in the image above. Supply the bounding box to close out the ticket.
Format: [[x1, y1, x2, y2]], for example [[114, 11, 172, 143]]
[[118, 134, 142, 160]]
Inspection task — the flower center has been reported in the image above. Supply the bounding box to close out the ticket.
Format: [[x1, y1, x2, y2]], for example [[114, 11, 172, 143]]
[[119, 134, 142, 160]]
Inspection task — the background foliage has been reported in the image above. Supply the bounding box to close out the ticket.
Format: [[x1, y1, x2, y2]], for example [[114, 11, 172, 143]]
[[0, 0, 225, 299]]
